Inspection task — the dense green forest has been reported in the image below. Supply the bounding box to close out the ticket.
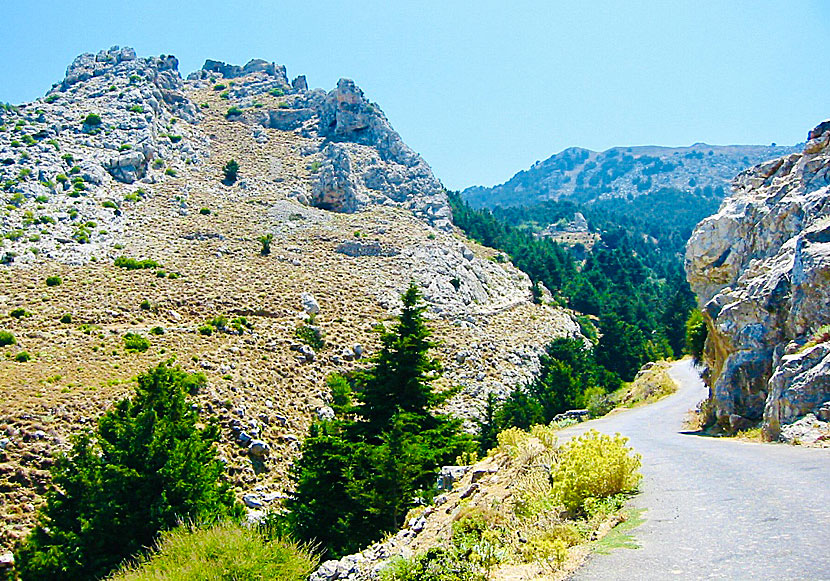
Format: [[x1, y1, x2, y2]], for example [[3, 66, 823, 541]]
[[449, 189, 712, 442]]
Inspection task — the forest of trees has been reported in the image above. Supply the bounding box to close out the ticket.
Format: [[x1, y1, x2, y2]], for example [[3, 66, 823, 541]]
[[448, 190, 705, 437]]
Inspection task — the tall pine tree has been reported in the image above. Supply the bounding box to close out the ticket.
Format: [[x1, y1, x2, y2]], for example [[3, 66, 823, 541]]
[[287, 283, 471, 558]]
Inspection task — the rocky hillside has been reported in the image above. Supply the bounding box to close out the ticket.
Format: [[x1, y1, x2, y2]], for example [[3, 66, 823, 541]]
[[0, 47, 580, 550], [686, 120, 830, 444], [463, 143, 799, 209]]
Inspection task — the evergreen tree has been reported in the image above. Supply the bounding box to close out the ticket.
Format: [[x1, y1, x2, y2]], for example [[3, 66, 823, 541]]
[[354, 283, 445, 434], [287, 283, 471, 558], [16, 363, 241, 581]]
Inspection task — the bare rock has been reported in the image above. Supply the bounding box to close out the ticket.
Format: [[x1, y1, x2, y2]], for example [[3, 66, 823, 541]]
[[686, 119, 830, 437]]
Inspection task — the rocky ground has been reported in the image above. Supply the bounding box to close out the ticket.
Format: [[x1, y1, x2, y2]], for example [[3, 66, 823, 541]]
[[0, 47, 580, 551], [685, 120, 830, 444]]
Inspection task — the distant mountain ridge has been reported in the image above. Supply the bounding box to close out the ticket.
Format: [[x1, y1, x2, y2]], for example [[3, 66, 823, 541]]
[[462, 142, 801, 208]]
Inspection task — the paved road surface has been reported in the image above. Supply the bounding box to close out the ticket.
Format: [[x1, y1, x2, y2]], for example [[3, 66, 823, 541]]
[[563, 359, 830, 581]]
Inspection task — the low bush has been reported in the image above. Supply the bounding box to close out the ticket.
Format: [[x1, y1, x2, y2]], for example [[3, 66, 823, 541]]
[[112, 521, 317, 581], [114, 256, 160, 270], [15, 351, 30, 362], [83, 113, 102, 126], [59, 314, 72, 324], [10, 308, 29, 319], [124, 333, 150, 353], [45, 276, 62, 287], [550, 430, 641, 515], [295, 325, 324, 351], [380, 547, 485, 581]]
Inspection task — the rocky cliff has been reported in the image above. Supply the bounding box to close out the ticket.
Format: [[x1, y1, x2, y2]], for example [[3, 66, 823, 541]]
[[685, 120, 830, 444], [0, 47, 580, 550]]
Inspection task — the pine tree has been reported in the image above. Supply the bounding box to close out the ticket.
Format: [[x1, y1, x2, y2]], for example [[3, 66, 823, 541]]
[[354, 283, 445, 434], [286, 283, 471, 557], [16, 363, 241, 581]]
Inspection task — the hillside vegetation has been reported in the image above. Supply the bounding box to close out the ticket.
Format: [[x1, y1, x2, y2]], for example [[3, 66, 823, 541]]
[[463, 142, 799, 209]]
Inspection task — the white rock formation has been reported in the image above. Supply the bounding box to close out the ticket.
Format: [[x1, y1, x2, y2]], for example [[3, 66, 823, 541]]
[[685, 120, 830, 440]]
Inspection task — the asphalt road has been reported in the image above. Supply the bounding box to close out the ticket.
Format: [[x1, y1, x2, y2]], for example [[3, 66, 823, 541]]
[[563, 359, 830, 581]]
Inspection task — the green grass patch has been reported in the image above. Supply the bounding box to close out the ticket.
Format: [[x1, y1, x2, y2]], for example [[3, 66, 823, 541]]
[[592, 508, 645, 554]]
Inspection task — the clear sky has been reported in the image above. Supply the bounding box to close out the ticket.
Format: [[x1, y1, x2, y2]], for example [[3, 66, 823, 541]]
[[1, 1, 827, 190]]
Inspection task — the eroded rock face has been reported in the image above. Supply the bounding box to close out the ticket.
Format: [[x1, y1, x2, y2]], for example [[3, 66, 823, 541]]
[[685, 120, 830, 440], [223, 73, 451, 229]]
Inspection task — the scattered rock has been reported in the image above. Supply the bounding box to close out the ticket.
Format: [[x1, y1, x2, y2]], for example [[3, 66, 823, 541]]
[[300, 292, 320, 315], [248, 440, 270, 458]]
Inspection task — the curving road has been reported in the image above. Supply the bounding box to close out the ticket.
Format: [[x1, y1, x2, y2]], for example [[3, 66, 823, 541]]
[[562, 359, 830, 581]]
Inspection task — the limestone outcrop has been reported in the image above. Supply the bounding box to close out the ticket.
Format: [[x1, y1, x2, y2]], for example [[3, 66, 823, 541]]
[[685, 120, 830, 442]]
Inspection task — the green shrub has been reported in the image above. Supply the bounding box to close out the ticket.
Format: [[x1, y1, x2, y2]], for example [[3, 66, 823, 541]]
[[258, 232, 273, 255], [380, 548, 485, 581], [164, 168, 177, 177], [45, 276, 62, 287], [15, 363, 242, 581], [128, 105, 144, 113], [83, 113, 102, 126], [60, 314, 72, 324], [199, 207, 211, 215], [198, 325, 213, 336], [550, 430, 641, 515], [213, 83, 227, 91], [140, 300, 152, 311], [111, 521, 317, 581], [222, 159, 239, 183], [685, 309, 707, 362], [295, 325, 324, 351], [0, 330, 16, 346], [268, 87, 284, 97], [15, 351, 31, 362], [225, 106, 243, 119], [10, 308, 29, 319], [230, 316, 253, 335], [124, 333, 150, 353], [149, 326, 165, 336], [114, 256, 160, 270]]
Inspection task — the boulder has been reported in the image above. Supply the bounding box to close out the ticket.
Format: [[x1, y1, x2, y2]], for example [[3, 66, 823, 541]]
[[300, 292, 320, 315], [104, 150, 147, 183], [248, 440, 270, 458]]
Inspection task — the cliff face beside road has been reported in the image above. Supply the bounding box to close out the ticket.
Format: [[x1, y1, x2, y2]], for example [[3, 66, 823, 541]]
[[686, 120, 830, 443]]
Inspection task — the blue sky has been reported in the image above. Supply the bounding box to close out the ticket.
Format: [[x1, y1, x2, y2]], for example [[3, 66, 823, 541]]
[[1, 1, 827, 189]]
